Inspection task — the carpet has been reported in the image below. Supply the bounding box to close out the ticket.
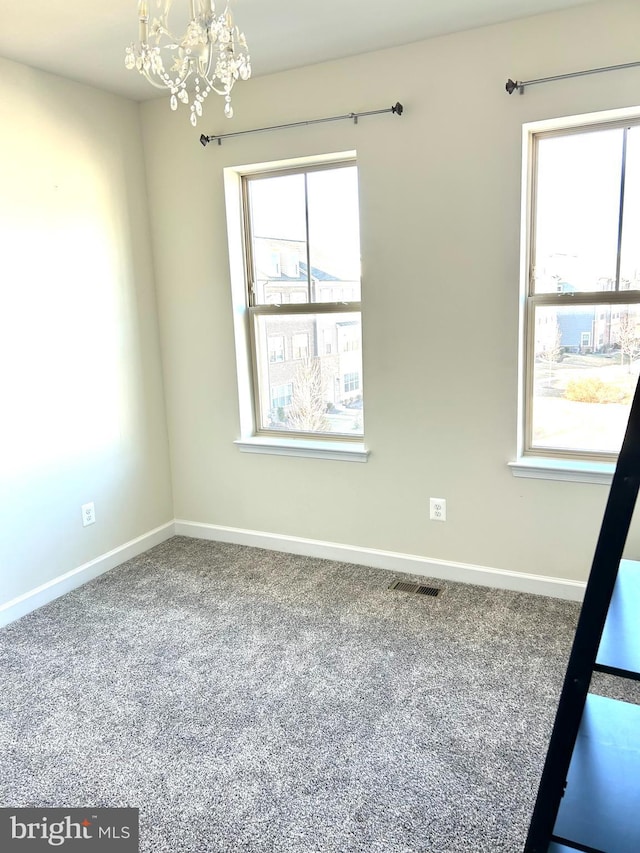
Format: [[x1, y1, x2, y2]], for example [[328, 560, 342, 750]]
[[0, 536, 626, 852]]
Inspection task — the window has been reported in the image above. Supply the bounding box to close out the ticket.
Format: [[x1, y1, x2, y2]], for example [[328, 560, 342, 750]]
[[243, 160, 364, 439], [339, 322, 360, 352], [292, 333, 309, 360], [524, 119, 640, 459], [268, 335, 285, 363], [343, 372, 360, 393], [270, 383, 293, 410], [270, 253, 281, 276]]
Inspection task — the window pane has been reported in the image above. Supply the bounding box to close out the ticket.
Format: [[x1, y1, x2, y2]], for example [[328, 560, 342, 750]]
[[248, 174, 309, 305], [531, 304, 638, 454], [254, 312, 363, 436], [619, 127, 640, 289], [534, 130, 623, 293], [307, 167, 361, 302]]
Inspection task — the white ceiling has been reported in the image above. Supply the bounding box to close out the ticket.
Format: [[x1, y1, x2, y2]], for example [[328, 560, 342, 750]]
[[0, 0, 596, 102]]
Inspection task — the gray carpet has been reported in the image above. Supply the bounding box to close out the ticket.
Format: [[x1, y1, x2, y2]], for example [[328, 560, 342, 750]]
[[0, 536, 629, 852]]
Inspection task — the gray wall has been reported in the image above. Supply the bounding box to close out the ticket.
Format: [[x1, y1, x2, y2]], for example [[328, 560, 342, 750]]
[[0, 57, 173, 606], [142, 0, 640, 584]]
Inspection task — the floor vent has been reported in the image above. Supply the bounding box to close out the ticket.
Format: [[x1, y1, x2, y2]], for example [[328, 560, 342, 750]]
[[388, 580, 441, 597]]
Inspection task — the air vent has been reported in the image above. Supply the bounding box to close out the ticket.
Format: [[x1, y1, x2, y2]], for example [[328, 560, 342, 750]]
[[388, 580, 440, 597]]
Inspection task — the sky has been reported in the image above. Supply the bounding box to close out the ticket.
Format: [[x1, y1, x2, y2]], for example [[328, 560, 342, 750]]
[[248, 165, 361, 281], [535, 125, 640, 291]]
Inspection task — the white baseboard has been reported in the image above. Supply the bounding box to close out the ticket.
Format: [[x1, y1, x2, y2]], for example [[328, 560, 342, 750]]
[[1, 519, 585, 629], [0, 521, 176, 628], [174, 520, 586, 602]]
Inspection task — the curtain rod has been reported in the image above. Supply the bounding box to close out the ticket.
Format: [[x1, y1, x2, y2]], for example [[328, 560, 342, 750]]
[[506, 60, 640, 94], [199, 102, 403, 147]]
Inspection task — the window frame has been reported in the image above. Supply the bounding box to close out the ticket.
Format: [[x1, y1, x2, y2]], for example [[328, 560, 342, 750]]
[[241, 158, 364, 443], [522, 116, 640, 464]]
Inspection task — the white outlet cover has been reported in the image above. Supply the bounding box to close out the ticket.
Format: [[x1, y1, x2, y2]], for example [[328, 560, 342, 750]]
[[82, 502, 96, 526], [430, 497, 446, 521]]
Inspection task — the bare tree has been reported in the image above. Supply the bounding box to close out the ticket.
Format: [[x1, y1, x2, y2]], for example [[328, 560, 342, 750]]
[[616, 314, 640, 372], [538, 321, 563, 387], [538, 321, 563, 365], [287, 358, 329, 432]]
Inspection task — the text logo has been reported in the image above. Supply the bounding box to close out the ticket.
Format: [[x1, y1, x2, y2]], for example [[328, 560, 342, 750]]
[[0, 809, 138, 851]]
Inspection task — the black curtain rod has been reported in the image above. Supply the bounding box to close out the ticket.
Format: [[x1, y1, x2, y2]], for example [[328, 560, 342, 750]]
[[199, 102, 403, 147], [506, 60, 640, 94]]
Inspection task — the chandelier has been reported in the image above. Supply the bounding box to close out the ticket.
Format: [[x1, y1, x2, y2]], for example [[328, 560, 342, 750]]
[[125, 1, 251, 126]]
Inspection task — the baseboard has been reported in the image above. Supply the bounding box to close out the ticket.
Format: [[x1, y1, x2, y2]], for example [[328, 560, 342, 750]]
[[174, 520, 586, 602], [0, 521, 176, 628], [2, 519, 585, 629]]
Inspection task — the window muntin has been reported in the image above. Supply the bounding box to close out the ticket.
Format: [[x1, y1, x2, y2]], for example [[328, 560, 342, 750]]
[[525, 121, 640, 459], [243, 161, 364, 440], [619, 128, 640, 287]]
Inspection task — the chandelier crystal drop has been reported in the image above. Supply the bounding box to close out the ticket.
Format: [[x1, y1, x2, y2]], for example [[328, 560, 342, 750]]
[[125, 0, 251, 126]]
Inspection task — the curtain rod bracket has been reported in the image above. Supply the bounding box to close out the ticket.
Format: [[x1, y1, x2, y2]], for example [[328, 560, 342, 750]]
[[199, 102, 404, 147]]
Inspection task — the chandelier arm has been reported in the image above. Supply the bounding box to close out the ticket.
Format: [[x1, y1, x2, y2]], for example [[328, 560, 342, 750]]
[[140, 52, 200, 90], [139, 71, 182, 90], [202, 77, 231, 97], [199, 46, 215, 82]]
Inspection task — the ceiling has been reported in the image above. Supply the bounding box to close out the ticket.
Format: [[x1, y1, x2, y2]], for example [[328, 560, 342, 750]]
[[0, 0, 597, 102]]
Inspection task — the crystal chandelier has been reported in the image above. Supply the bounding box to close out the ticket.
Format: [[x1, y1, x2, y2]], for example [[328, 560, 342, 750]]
[[125, 1, 251, 126]]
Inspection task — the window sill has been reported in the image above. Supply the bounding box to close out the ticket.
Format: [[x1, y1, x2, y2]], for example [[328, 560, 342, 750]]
[[235, 436, 369, 463], [509, 457, 615, 485]]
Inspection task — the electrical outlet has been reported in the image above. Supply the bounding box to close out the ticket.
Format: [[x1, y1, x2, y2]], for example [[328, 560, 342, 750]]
[[430, 498, 446, 522], [82, 502, 96, 527]]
